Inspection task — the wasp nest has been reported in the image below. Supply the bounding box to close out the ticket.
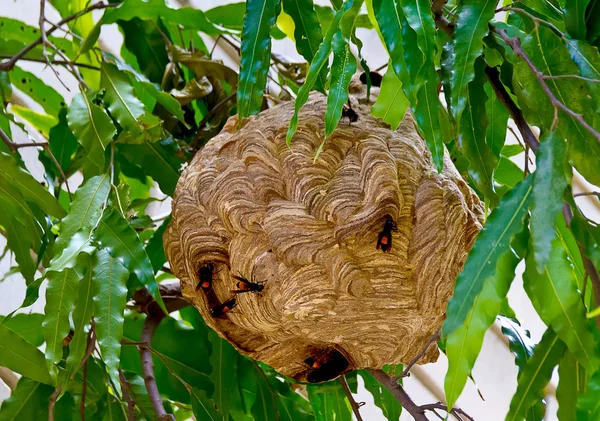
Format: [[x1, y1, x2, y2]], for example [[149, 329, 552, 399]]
[[164, 79, 484, 382]]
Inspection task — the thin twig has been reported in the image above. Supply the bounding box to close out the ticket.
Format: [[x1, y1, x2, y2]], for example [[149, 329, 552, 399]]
[[119, 369, 136, 421], [73, 321, 96, 377], [44, 18, 84, 40], [39, 0, 70, 91], [498, 6, 565, 38], [543, 74, 600, 83], [0, 2, 117, 72], [574, 191, 600, 198], [81, 359, 88, 421], [420, 402, 476, 421], [0, 55, 100, 70], [366, 369, 429, 421], [340, 375, 364, 421], [402, 329, 441, 378], [493, 27, 600, 143], [43, 143, 72, 201]]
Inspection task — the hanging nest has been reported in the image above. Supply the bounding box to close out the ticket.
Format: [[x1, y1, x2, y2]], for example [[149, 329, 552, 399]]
[[164, 78, 484, 383]]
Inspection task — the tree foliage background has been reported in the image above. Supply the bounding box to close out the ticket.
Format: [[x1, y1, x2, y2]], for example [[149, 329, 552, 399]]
[[0, 0, 600, 420]]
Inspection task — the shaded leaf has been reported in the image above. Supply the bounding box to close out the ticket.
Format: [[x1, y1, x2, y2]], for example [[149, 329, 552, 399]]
[[42, 268, 79, 380], [506, 328, 566, 421], [524, 238, 599, 371], [450, 0, 497, 123], [373, 0, 409, 88], [531, 130, 567, 272], [93, 249, 129, 396], [237, 0, 281, 119], [191, 388, 224, 421], [307, 382, 352, 421], [0, 378, 53, 421], [557, 351, 584, 421], [146, 216, 170, 272], [566, 40, 600, 113], [94, 208, 166, 313], [484, 83, 509, 158], [170, 77, 213, 105], [444, 226, 527, 409], [443, 175, 533, 337], [210, 329, 239, 416], [238, 358, 278, 421], [577, 368, 600, 420], [49, 108, 78, 173], [563, 0, 591, 40], [360, 370, 402, 420], [371, 65, 409, 130], [399, 0, 436, 82], [67, 92, 116, 172]]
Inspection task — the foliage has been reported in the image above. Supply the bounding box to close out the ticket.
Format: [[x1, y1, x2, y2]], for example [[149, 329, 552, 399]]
[[0, 0, 600, 420]]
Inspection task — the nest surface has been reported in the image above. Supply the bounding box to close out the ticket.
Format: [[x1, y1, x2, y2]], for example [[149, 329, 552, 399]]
[[164, 81, 484, 382]]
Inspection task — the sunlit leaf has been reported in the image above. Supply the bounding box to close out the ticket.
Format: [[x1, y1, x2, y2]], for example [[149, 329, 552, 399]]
[[307, 382, 352, 421], [9, 66, 65, 117], [566, 39, 600, 113], [360, 370, 402, 420], [0, 324, 54, 385], [399, 0, 436, 83], [93, 249, 129, 396], [371, 65, 409, 130], [10, 104, 57, 138], [48, 229, 95, 273], [443, 176, 533, 337], [0, 313, 45, 347], [530, 130, 567, 272]]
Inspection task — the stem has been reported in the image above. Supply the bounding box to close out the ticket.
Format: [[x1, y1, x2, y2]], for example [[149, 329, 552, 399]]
[[366, 369, 429, 421], [340, 375, 364, 421], [402, 329, 440, 378], [119, 369, 136, 421]]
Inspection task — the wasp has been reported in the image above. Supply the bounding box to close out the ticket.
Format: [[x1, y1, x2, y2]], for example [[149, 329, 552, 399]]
[[341, 105, 358, 123], [304, 349, 349, 383], [210, 297, 236, 318], [231, 273, 265, 294], [376, 216, 398, 252], [196, 263, 215, 292]]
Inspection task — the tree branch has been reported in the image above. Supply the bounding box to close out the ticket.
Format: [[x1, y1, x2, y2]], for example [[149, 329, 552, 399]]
[[0, 2, 116, 72], [366, 369, 429, 421], [402, 329, 440, 378], [493, 27, 600, 143], [340, 375, 364, 421], [0, 55, 101, 70], [119, 369, 136, 421]]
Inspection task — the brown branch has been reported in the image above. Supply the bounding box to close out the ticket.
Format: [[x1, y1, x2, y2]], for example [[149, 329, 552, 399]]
[[340, 375, 364, 421], [119, 369, 136, 421], [366, 369, 429, 421], [39, 0, 70, 91], [420, 403, 475, 421], [48, 385, 62, 421], [574, 191, 600, 198], [0, 2, 116, 72], [402, 329, 440, 378], [81, 359, 88, 421], [73, 321, 96, 378], [493, 27, 600, 144], [43, 143, 72, 201], [543, 74, 600, 83]]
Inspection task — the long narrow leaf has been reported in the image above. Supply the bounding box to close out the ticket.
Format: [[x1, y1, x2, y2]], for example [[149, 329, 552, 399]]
[[443, 175, 533, 337], [371, 65, 409, 129]]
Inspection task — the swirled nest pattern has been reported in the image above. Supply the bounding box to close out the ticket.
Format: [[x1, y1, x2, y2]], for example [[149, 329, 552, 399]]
[[164, 81, 484, 382]]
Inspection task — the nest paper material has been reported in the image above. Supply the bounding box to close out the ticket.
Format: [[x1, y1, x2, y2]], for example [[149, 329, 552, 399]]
[[164, 79, 484, 382]]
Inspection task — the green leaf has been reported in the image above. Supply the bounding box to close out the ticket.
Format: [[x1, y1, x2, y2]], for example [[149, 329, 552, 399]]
[[237, 0, 281, 119], [206, 2, 246, 30], [95, 208, 166, 313], [48, 229, 95, 273], [524, 237, 599, 371], [399, 0, 436, 79], [210, 329, 239, 416], [103, 0, 223, 36], [0, 378, 53, 421], [60, 263, 94, 392], [67, 92, 116, 171], [307, 382, 352, 421], [49, 108, 78, 173], [130, 78, 188, 126], [122, 372, 155, 419], [118, 138, 183, 196], [190, 388, 224, 421], [100, 63, 147, 135], [530, 130, 567, 272], [360, 370, 402, 420], [282, 0, 325, 90], [146, 216, 170, 272], [506, 328, 567, 421], [566, 40, 600, 113], [0, 196, 36, 283], [563, 0, 591, 40], [443, 175, 533, 337], [371, 65, 409, 130], [10, 105, 57, 138], [238, 359, 278, 421], [0, 324, 54, 385], [372, 0, 409, 88], [0, 151, 66, 218], [0, 313, 45, 347], [286, 0, 361, 144], [55, 174, 110, 254], [577, 368, 600, 420], [557, 352, 584, 421], [93, 249, 129, 396], [323, 31, 356, 142], [444, 226, 527, 409], [42, 268, 79, 380], [484, 83, 509, 158], [121, 312, 213, 404], [10, 66, 65, 118], [457, 58, 498, 203], [450, 0, 497, 123], [570, 215, 600, 275], [495, 157, 524, 188]]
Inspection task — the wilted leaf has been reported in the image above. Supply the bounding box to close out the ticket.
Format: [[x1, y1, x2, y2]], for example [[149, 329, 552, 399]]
[[170, 77, 213, 105]]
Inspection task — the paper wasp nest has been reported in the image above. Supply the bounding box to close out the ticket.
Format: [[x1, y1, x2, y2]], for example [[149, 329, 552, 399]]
[[164, 79, 484, 382]]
